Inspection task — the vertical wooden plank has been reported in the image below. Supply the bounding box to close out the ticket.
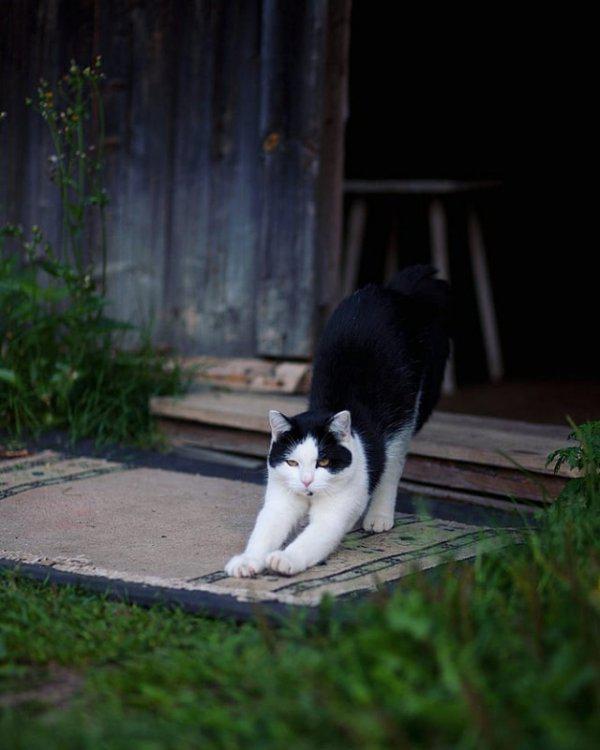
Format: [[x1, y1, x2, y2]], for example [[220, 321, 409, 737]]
[[1, 0, 64, 253], [316, 0, 351, 317], [96, 0, 174, 330], [91, 0, 134, 299], [25, 0, 63, 252], [158, 0, 213, 352], [202, 0, 262, 355], [256, 0, 329, 358], [0, 1, 31, 236], [164, 0, 262, 356]]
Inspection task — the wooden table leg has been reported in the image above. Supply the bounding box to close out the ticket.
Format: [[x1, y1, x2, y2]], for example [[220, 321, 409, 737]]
[[429, 198, 456, 394], [343, 198, 367, 297], [468, 208, 504, 382]]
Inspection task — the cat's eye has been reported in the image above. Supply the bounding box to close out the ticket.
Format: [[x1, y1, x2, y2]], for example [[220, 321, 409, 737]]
[[285, 459, 298, 467], [317, 458, 330, 467]]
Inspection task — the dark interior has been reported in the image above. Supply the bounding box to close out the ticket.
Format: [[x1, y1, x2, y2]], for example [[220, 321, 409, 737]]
[[343, 2, 597, 422]]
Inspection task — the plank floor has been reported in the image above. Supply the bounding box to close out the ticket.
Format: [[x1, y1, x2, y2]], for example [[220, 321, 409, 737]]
[[151, 390, 574, 479]]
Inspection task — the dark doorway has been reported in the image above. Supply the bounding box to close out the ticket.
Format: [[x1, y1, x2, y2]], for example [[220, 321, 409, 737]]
[[342, 2, 597, 423]]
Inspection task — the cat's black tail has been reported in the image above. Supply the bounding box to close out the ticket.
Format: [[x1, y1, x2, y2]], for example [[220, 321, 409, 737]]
[[388, 264, 450, 322], [389, 265, 451, 431]]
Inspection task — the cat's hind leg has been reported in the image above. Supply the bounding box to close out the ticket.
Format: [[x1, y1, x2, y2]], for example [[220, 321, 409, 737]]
[[363, 428, 412, 532]]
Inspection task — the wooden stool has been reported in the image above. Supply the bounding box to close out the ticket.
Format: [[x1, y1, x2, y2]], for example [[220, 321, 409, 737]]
[[343, 179, 504, 394]]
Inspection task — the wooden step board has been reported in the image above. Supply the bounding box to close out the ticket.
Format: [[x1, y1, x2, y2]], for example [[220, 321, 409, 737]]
[[179, 357, 311, 394], [151, 391, 574, 510]]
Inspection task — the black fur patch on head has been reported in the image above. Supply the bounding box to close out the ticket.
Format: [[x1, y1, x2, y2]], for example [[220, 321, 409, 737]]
[[268, 410, 352, 473]]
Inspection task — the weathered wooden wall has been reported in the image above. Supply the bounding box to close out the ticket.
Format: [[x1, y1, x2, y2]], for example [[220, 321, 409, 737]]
[[0, 0, 349, 358]]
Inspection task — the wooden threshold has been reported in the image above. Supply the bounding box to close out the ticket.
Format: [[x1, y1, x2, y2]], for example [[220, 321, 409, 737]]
[[151, 390, 574, 477], [157, 418, 558, 511], [154, 390, 572, 509]]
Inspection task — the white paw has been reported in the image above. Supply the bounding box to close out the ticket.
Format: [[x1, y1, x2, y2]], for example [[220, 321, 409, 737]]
[[224, 553, 265, 578], [266, 550, 305, 576], [362, 512, 394, 533]]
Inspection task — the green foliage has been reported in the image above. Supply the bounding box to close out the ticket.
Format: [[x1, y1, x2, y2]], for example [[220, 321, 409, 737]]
[[547, 421, 600, 507], [1, 61, 185, 446], [0, 239, 183, 445], [0, 427, 598, 748], [548, 420, 600, 474]]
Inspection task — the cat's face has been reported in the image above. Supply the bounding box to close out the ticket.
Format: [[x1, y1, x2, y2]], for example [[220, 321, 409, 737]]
[[267, 409, 354, 497]]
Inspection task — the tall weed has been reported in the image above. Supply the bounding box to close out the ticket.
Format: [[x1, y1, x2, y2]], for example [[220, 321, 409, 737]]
[[0, 61, 185, 446]]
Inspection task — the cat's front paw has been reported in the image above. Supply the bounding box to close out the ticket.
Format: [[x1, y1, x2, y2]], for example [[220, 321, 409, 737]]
[[266, 550, 306, 576], [362, 511, 394, 533], [225, 553, 265, 578]]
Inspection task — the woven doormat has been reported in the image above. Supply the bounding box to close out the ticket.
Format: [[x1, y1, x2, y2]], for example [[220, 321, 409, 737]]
[[0, 450, 520, 618]]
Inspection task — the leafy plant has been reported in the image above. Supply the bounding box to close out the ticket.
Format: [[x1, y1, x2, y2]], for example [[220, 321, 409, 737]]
[[0, 238, 184, 445], [0, 61, 185, 446], [25, 57, 108, 289], [547, 420, 600, 505], [547, 421, 600, 474]]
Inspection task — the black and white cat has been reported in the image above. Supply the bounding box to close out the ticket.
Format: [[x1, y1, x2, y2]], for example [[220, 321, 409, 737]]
[[225, 265, 450, 577]]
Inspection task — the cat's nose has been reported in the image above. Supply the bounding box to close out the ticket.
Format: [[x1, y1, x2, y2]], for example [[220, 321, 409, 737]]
[[302, 474, 314, 487]]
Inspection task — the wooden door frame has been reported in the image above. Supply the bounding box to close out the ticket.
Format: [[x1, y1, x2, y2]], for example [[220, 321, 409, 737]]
[[315, 0, 352, 334]]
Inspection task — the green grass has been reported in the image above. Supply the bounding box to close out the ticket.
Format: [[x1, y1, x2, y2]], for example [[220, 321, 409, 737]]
[[0, 426, 599, 749]]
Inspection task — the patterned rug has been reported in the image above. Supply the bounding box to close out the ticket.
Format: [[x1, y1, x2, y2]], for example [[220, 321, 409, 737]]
[[0, 450, 520, 614]]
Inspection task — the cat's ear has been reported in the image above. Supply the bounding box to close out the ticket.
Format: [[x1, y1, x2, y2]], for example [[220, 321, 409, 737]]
[[269, 410, 292, 439], [329, 410, 351, 440]]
